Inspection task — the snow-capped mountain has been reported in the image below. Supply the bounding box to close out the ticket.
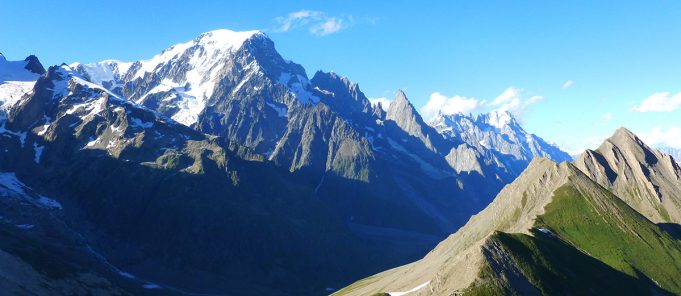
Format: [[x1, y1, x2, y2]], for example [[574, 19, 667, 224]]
[[430, 110, 572, 175], [70, 29, 574, 232], [73, 29, 318, 126], [0, 53, 45, 113]]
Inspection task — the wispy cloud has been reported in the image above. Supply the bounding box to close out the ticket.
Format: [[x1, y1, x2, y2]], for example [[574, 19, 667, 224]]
[[274, 10, 351, 36], [638, 126, 681, 148], [420, 87, 544, 121], [368, 97, 393, 111], [602, 112, 613, 123], [421, 93, 485, 120], [632, 91, 681, 112], [562, 80, 574, 89], [561, 134, 608, 156]]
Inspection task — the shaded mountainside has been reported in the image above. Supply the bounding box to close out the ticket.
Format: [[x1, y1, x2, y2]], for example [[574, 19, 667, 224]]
[[70, 29, 569, 237], [0, 64, 402, 295], [336, 155, 681, 295]]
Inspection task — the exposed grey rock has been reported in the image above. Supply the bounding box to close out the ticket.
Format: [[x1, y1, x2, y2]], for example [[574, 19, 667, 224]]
[[574, 127, 681, 223], [387, 90, 448, 153], [431, 110, 572, 177]]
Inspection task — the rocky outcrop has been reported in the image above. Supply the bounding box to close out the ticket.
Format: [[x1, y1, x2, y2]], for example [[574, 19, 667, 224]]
[[574, 127, 681, 223], [386, 90, 449, 154]]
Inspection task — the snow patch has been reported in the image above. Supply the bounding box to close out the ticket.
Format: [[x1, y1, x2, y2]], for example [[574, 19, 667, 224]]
[[33, 143, 44, 163], [37, 195, 62, 210], [388, 281, 430, 296], [0, 56, 41, 83], [0, 172, 62, 210], [127, 30, 261, 126], [15, 224, 34, 230], [86, 136, 99, 147], [0, 81, 35, 110], [73, 60, 132, 85], [118, 271, 136, 279], [537, 228, 552, 235], [266, 102, 288, 118], [143, 283, 161, 289], [131, 118, 154, 129], [278, 72, 320, 104]]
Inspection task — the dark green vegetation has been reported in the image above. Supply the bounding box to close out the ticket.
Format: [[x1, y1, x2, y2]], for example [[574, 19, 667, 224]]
[[464, 262, 519, 296]]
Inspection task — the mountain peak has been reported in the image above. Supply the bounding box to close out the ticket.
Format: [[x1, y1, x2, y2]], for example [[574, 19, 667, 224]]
[[196, 29, 264, 46], [311, 70, 356, 89], [387, 89, 419, 121], [0, 54, 44, 82], [480, 109, 519, 130], [603, 127, 647, 151], [131, 29, 263, 80], [611, 127, 636, 139], [394, 89, 409, 103], [23, 54, 46, 75], [575, 126, 681, 224]]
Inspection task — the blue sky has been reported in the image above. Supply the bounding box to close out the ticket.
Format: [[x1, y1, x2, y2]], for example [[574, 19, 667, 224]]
[[2, 0, 681, 153]]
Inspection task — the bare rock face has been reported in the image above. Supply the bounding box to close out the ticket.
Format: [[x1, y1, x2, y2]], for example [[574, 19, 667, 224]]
[[386, 90, 447, 154], [574, 127, 681, 223]]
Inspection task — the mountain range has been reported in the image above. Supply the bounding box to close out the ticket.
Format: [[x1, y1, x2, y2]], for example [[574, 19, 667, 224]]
[[0, 29, 640, 296]]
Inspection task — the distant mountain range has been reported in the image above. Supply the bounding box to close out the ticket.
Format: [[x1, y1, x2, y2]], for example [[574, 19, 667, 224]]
[[0, 29, 594, 295], [336, 127, 681, 296], [430, 110, 572, 177]]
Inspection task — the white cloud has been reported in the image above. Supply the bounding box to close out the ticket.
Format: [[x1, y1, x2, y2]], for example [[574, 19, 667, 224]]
[[638, 126, 681, 149], [420, 92, 485, 120], [602, 112, 613, 122], [419, 87, 544, 121], [491, 87, 519, 105], [562, 80, 574, 89], [274, 10, 350, 36], [368, 97, 393, 111], [560, 134, 608, 156], [632, 91, 681, 112], [492, 88, 544, 117], [310, 17, 344, 36]]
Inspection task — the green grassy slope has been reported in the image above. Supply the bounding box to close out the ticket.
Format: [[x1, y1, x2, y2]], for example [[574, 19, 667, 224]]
[[537, 183, 681, 293], [467, 180, 681, 295]]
